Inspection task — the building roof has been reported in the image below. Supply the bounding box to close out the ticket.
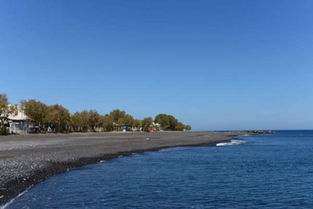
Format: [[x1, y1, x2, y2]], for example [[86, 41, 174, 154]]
[[8, 104, 28, 121]]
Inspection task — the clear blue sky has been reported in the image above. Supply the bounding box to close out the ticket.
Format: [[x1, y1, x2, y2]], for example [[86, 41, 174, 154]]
[[1, 0, 313, 130]]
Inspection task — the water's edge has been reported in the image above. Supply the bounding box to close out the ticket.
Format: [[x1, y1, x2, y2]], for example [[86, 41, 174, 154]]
[[1, 136, 241, 207]]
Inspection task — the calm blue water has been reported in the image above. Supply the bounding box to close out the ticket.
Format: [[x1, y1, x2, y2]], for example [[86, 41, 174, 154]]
[[6, 131, 313, 209]]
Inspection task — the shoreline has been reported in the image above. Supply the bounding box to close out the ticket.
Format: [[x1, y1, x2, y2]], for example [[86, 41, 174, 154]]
[[0, 131, 265, 206], [1, 141, 222, 207]]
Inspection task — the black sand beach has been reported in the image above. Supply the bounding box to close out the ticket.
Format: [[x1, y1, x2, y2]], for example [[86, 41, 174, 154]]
[[0, 131, 250, 205]]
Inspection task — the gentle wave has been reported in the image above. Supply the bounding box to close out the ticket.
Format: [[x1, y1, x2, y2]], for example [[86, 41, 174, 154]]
[[158, 147, 189, 152], [216, 140, 246, 146]]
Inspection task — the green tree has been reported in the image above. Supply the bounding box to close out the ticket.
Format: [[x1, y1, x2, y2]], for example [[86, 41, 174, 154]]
[[109, 109, 135, 131], [70, 111, 90, 132], [167, 115, 178, 130], [155, 114, 178, 130], [117, 114, 134, 127], [45, 104, 70, 133], [155, 113, 190, 131], [133, 119, 142, 130], [88, 110, 101, 131], [100, 114, 114, 132], [175, 122, 185, 131], [70, 112, 82, 132], [109, 109, 126, 123], [185, 125, 192, 131], [21, 99, 48, 132], [154, 114, 170, 130], [0, 94, 16, 135], [142, 117, 153, 132]]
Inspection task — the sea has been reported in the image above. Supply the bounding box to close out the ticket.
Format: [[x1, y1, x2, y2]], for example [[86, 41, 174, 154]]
[[4, 130, 313, 209]]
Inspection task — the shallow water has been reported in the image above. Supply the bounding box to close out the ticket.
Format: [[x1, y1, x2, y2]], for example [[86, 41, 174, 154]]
[[5, 131, 313, 208]]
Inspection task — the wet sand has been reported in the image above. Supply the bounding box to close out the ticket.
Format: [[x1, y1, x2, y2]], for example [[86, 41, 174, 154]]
[[0, 131, 248, 205]]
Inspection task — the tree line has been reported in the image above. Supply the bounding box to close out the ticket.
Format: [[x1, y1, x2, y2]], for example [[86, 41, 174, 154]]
[[0, 94, 191, 134]]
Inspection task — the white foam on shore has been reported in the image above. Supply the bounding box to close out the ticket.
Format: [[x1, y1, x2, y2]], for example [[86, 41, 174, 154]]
[[158, 147, 188, 152], [216, 140, 246, 147], [0, 186, 32, 209]]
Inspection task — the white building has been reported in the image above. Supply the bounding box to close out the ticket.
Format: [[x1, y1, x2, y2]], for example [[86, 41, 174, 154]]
[[8, 105, 28, 134]]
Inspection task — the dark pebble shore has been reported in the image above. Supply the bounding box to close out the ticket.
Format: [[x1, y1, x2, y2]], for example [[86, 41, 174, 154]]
[[0, 131, 267, 206]]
